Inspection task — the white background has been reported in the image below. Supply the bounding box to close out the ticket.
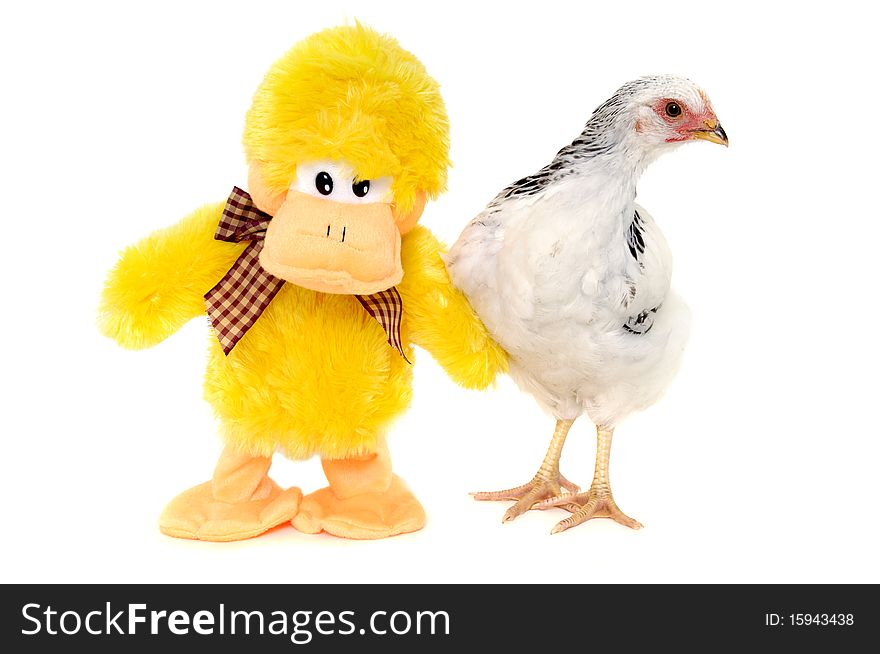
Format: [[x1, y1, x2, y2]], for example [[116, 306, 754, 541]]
[[2, 0, 878, 584]]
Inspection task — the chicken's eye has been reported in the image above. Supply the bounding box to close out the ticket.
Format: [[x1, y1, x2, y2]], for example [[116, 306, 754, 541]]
[[315, 172, 334, 196], [352, 179, 371, 198], [664, 102, 682, 118]]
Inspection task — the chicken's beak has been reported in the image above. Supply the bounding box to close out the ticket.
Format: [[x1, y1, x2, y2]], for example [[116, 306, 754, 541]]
[[691, 119, 729, 146]]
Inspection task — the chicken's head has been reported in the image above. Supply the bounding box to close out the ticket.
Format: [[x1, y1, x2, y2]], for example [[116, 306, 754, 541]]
[[627, 75, 728, 149], [577, 75, 728, 166]]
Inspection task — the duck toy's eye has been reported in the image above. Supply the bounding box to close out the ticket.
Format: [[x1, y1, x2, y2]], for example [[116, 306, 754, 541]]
[[315, 171, 334, 195], [352, 179, 370, 198]]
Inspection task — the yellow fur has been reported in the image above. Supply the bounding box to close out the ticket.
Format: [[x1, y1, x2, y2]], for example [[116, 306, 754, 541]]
[[98, 203, 244, 349], [100, 216, 507, 460], [243, 23, 449, 214], [99, 24, 505, 464], [398, 227, 508, 390]]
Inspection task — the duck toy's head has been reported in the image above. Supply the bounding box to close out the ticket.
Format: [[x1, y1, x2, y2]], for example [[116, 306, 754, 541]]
[[242, 23, 450, 295]]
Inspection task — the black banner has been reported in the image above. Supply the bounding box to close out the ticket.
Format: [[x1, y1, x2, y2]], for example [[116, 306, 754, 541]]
[[1, 584, 875, 651]]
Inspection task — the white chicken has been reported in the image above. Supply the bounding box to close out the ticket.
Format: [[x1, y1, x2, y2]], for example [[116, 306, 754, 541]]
[[446, 75, 727, 533]]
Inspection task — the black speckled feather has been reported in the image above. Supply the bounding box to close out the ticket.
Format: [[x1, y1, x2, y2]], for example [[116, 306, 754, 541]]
[[623, 305, 661, 335], [489, 77, 664, 206], [627, 210, 646, 262]]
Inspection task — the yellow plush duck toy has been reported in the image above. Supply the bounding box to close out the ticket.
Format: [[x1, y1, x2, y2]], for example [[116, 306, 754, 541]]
[[98, 24, 507, 541]]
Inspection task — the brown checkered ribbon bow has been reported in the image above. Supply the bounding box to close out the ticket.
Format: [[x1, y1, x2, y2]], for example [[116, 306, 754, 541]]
[[205, 187, 408, 360]]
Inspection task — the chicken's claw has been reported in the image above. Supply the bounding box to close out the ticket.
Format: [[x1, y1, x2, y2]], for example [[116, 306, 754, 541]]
[[538, 490, 643, 533], [472, 473, 580, 522]]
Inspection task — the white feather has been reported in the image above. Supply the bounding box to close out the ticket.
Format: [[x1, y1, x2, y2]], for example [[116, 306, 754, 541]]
[[446, 76, 708, 427]]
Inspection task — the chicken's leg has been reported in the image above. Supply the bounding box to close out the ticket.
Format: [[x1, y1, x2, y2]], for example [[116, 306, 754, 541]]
[[539, 426, 643, 533], [472, 419, 580, 522]]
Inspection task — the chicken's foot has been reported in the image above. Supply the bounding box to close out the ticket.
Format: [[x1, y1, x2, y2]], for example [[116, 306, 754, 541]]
[[537, 426, 643, 533], [472, 419, 580, 522]]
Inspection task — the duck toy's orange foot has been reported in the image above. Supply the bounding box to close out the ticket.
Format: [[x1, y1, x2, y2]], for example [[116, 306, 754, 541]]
[[160, 440, 426, 542], [293, 476, 425, 540], [292, 440, 426, 540], [159, 446, 302, 542]]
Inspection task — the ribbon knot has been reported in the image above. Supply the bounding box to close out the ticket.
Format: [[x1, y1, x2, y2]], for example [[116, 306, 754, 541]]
[[205, 187, 408, 361]]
